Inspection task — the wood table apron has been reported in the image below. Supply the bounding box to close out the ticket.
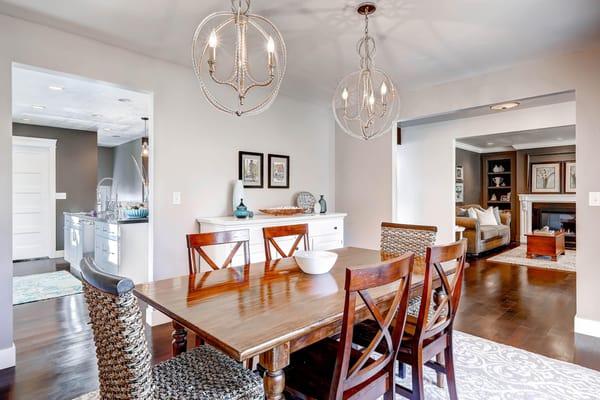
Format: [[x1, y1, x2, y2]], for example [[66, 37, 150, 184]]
[[134, 247, 457, 400]]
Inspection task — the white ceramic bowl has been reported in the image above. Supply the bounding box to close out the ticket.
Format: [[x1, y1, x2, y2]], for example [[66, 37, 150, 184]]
[[294, 250, 338, 275]]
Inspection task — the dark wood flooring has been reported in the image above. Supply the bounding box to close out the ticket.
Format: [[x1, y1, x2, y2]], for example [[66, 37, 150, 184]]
[[1, 248, 600, 399]]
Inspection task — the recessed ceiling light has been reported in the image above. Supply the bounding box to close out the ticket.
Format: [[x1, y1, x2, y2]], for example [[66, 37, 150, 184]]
[[117, 98, 131, 103], [556, 137, 563, 141], [487, 142, 495, 146], [490, 102, 520, 111], [104, 128, 112, 131], [31, 105, 46, 110], [22, 118, 30, 121], [48, 85, 64, 91]]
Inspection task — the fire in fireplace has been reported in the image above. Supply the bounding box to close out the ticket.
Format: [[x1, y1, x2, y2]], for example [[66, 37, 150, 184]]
[[532, 202, 576, 249]]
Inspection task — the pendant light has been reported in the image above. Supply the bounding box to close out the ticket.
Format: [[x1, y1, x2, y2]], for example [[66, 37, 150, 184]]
[[332, 2, 399, 140], [192, 0, 287, 116], [141, 117, 149, 157]]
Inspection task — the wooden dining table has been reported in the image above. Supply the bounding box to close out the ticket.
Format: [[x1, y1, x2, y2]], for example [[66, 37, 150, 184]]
[[134, 247, 458, 400]]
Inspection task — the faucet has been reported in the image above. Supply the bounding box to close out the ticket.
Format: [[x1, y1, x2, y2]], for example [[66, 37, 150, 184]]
[[97, 177, 118, 217]]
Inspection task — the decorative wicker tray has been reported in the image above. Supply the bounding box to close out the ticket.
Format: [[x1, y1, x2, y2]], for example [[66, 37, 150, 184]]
[[259, 207, 304, 216]]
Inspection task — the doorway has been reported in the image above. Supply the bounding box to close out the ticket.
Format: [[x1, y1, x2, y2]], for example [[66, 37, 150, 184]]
[[12, 136, 56, 261]]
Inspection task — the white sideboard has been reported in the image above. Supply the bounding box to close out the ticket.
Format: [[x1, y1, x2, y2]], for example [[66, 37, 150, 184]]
[[196, 213, 347, 268]]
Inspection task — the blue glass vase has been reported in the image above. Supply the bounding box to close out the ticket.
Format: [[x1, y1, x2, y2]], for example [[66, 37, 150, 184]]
[[234, 199, 249, 219]]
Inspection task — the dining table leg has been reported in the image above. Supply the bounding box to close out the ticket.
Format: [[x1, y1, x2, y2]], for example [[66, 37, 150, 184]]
[[259, 342, 290, 400], [172, 321, 187, 357]]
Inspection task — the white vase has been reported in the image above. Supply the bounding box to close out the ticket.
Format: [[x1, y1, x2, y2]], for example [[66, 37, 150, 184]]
[[232, 180, 245, 215]]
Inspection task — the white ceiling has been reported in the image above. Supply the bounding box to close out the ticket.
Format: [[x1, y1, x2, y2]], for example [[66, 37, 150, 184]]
[[456, 125, 576, 153], [1, 0, 600, 103], [12, 65, 151, 147]]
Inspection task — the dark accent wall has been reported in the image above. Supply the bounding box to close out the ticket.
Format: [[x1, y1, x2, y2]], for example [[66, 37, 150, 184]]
[[13, 123, 97, 251], [98, 146, 114, 184], [455, 147, 481, 205], [516, 145, 576, 195]]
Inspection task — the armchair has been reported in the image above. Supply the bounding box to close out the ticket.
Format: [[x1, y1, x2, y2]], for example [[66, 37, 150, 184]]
[[456, 204, 511, 255]]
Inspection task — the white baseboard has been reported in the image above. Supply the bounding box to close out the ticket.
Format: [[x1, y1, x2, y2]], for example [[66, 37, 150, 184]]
[[145, 306, 171, 327], [54, 250, 64, 258], [0, 343, 16, 370], [574, 315, 600, 338]]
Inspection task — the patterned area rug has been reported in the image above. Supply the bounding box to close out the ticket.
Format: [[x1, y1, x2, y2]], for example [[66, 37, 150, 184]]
[[13, 270, 83, 305], [72, 331, 600, 400], [487, 244, 576, 272]]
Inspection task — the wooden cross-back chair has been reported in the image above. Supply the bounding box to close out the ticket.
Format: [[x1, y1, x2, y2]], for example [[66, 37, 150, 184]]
[[186, 230, 250, 274], [262, 224, 309, 261], [395, 239, 467, 400], [284, 253, 415, 400]]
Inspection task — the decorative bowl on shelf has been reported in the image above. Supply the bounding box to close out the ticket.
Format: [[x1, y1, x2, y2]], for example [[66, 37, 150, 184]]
[[125, 208, 149, 218], [294, 250, 338, 275], [259, 207, 304, 216]]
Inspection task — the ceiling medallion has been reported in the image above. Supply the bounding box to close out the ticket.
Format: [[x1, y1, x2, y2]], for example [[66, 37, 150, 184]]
[[192, 0, 287, 117], [332, 2, 399, 141]]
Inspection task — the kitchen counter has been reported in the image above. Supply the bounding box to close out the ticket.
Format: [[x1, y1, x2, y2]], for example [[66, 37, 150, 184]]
[[63, 212, 148, 224]]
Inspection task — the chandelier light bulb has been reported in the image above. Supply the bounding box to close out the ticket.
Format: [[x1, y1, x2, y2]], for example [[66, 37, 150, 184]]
[[192, 0, 287, 117], [267, 36, 275, 53], [208, 30, 218, 48], [342, 88, 349, 101], [331, 2, 399, 141]]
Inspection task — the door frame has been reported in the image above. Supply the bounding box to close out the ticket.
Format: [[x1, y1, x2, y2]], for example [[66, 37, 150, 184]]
[[12, 136, 57, 259]]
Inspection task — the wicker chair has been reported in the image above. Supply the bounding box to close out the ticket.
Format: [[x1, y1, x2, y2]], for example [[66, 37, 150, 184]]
[[80, 257, 264, 400], [380, 222, 437, 318]]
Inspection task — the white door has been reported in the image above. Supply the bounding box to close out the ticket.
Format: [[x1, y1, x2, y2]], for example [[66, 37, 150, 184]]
[[12, 137, 56, 261]]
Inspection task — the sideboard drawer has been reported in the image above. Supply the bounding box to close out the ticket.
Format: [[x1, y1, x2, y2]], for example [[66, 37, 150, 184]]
[[312, 233, 344, 251], [310, 219, 343, 237]]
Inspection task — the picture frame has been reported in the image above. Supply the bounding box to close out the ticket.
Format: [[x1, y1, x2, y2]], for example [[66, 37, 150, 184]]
[[238, 151, 264, 188], [531, 163, 561, 193], [565, 161, 576, 193], [455, 182, 464, 203], [456, 165, 464, 181], [268, 154, 290, 189]]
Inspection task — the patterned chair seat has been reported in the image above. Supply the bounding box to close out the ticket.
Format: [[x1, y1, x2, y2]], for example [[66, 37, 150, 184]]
[[408, 295, 448, 323], [154, 346, 263, 400]]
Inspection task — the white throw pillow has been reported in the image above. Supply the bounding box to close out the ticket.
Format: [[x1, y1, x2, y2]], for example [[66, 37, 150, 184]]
[[467, 208, 478, 219], [475, 207, 499, 226], [493, 207, 502, 224]]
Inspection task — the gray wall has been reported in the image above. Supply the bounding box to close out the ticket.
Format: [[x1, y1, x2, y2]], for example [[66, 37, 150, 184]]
[[13, 123, 97, 251], [97, 146, 114, 184], [112, 138, 143, 202], [456, 148, 482, 205]]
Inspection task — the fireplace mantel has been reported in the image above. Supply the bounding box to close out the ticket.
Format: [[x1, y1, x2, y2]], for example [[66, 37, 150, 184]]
[[518, 194, 576, 243]]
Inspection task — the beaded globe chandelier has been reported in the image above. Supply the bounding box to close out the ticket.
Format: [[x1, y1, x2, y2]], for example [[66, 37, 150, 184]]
[[332, 2, 399, 140], [192, 0, 287, 116]]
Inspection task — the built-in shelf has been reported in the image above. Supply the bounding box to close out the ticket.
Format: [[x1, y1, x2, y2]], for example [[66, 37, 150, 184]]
[[483, 152, 517, 240]]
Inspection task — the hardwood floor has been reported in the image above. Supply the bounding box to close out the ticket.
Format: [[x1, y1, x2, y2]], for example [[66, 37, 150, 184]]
[[1, 248, 600, 399]]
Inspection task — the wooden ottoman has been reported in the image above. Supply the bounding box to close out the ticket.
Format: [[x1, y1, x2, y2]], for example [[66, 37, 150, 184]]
[[525, 232, 566, 261]]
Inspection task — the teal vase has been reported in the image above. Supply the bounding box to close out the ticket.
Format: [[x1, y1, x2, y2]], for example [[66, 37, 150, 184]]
[[318, 195, 327, 214], [234, 199, 249, 219]]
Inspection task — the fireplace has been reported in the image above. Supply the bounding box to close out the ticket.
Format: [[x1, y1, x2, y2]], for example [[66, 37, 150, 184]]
[[532, 202, 576, 249]]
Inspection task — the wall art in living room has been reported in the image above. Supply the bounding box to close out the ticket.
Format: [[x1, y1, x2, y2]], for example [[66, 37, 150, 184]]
[[531, 163, 560, 193]]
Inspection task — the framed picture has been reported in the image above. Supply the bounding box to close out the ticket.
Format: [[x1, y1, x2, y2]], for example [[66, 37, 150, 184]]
[[268, 154, 290, 189], [456, 166, 464, 181], [531, 163, 561, 193], [455, 183, 464, 203], [565, 162, 576, 193], [238, 151, 263, 188]]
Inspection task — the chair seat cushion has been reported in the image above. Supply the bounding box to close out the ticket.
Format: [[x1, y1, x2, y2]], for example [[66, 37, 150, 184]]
[[153, 345, 264, 400], [285, 338, 375, 399]]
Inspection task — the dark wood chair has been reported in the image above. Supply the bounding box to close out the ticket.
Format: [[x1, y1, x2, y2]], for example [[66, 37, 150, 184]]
[[262, 224, 309, 261], [395, 239, 467, 400], [354, 239, 467, 400], [186, 229, 250, 274], [284, 253, 415, 400]]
